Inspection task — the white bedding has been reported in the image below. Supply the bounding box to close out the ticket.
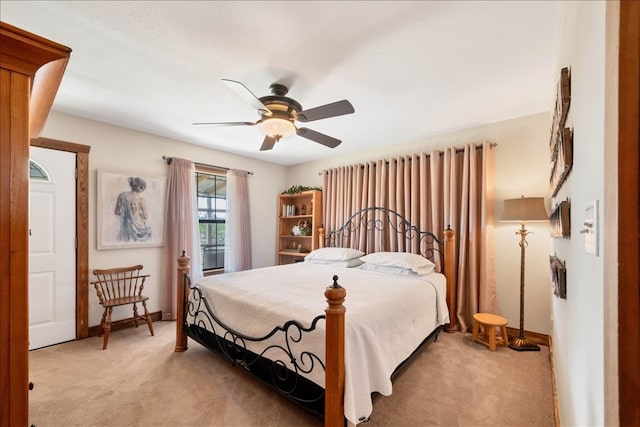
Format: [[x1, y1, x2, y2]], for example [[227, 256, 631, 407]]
[[189, 261, 449, 424]]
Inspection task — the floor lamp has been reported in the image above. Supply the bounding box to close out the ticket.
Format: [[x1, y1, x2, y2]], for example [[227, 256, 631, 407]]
[[500, 196, 548, 352]]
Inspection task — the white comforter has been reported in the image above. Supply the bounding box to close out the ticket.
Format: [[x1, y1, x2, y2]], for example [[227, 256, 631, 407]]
[[189, 262, 449, 424]]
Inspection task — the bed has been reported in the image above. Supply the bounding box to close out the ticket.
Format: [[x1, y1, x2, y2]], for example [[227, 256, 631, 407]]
[[174, 207, 456, 426]]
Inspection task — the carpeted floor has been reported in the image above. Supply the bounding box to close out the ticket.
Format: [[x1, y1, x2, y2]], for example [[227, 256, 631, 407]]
[[29, 320, 554, 426]]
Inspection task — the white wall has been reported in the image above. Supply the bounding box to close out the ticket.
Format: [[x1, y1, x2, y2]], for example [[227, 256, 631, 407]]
[[41, 111, 287, 327], [552, 1, 607, 426], [286, 112, 553, 334], [38, 110, 557, 338]]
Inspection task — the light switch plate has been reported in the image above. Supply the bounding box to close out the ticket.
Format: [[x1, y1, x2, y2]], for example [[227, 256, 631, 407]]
[[583, 200, 599, 256]]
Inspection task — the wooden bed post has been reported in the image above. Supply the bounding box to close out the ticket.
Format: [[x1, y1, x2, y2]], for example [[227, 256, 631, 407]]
[[318, 227, 326, 248], [443, 228, 457, 332], [324, 275, 346, 427], [175, 251, 190, 352]]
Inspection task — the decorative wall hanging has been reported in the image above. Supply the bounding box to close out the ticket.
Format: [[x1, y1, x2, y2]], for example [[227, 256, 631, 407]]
[[97, 170, 166, 249], [550, 127, 573, 197], [549, 255, 567, 299], [550, 199, 571, 238], [549, 67, 572, 197]]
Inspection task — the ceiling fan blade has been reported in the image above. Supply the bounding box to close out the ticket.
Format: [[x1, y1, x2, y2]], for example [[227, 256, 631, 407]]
[[260, 135, 278, 151], [222, 79, 272, 116], [297, 100, 354, 123], [296, 127, 342, 148], [192, 121, 257, 126]]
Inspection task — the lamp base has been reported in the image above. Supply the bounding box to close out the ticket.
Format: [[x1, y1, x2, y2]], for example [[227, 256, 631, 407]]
[[509, 335, 541, 352]]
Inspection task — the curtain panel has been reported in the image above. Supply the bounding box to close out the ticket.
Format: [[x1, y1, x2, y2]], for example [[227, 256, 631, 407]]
[[322, 142, 496, 331], [161, 158, 202, 320], [224, 169, 252, 273]]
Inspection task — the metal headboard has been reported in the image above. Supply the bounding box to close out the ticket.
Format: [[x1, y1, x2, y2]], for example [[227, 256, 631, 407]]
[[324, 206, 444, 270]]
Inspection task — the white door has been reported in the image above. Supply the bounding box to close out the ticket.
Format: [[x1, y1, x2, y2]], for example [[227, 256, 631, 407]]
[[29, 146, 76, 350]]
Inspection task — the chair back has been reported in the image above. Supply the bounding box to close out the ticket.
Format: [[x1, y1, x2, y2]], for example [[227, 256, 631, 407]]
[[91, 264, 149, 305]]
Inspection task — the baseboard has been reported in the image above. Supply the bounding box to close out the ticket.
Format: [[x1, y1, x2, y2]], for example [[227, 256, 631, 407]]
[[549, 334, 561, 427], [506, 326, 549, 347], [87, 311, 162, 337], [93, 317, 549, 345]]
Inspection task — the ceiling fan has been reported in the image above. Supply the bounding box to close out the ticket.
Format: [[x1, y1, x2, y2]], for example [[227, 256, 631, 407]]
[[193, 79, 355, 151]]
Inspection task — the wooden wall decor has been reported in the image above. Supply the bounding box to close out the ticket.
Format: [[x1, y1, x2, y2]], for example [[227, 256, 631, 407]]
[[550, 127, 574, 197], [550, 199, 571, 238], [551, 68, 571, 135], [549, 67, 572, 197], [549, 255, 567, 299]]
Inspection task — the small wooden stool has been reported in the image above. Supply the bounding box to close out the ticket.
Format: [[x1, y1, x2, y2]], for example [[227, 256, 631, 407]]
[[472, 313, 509, 351]]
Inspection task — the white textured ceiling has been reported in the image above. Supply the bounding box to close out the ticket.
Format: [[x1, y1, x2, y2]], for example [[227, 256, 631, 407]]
[[2, 1, 561, 166]]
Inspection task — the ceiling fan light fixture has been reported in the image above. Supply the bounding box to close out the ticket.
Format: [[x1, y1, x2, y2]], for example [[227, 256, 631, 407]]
[[195, 79, 354, 151], [259, 117, 296, 140]]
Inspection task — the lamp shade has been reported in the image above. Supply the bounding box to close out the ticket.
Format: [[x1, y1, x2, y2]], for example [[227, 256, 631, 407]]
[[500, 196, 548, 222]]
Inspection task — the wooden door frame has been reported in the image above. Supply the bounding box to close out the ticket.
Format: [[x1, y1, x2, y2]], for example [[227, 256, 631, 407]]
[[30, 137, 90, 339], [617, 1, 639, 425], [1, 21, 71, 427]]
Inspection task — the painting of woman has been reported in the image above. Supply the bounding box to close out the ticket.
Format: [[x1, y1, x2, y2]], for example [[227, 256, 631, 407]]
[[97, 170, 165, 249], [114, 177, 152, 241]]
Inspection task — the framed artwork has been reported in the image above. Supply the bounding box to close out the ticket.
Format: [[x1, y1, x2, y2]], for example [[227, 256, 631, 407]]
[[97, 170, 166, 250], [549, 67, 573, 197], [550, 127, 573, 197], [550, 199, 571, 238], [549, 255, 567, 299]]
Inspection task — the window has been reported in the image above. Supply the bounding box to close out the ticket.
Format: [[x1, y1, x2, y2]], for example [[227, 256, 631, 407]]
[[29, 159, 50, 181], [196, 171, 227, 271]]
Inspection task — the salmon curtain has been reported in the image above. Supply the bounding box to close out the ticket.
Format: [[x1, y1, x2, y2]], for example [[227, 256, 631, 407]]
[[322, 142, 496, 331], [161, 158, 202, 320], [224, 169, 252, 273]]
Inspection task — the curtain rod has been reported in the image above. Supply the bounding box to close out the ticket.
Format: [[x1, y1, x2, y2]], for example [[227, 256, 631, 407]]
[[162, 156, 253, 175], [316, 143, 497, 175]]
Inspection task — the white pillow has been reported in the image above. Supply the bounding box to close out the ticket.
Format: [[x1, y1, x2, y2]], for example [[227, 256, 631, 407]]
[[304, 247, 365, 262], [359, 252, 435, 276], [357, 263, 418, 276], [305, 258, 364, 268]]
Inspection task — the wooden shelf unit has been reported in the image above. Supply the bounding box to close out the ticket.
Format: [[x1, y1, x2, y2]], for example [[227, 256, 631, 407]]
[[277, 190, 322, 265]]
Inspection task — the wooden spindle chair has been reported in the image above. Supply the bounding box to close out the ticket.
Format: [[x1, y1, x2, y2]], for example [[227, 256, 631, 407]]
[[90, 265, 154, 350]]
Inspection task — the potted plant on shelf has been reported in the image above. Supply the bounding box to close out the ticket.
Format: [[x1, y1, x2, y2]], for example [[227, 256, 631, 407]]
[[281, 185, 322, 194]]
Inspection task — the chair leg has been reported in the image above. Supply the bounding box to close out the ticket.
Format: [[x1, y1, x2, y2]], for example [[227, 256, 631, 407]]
[[132, 303, 140, 328], [103, 307, 113, 350], [99, 308, 108, 337], [141, 300, 154, 336]]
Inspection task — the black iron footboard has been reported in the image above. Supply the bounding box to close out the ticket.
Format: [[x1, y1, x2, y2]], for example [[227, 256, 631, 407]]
[[182, 274, 327, 419], [176, 206, 454, 424]]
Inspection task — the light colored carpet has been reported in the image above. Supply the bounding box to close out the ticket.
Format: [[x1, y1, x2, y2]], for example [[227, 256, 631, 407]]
[[29, 320, 554, 427]]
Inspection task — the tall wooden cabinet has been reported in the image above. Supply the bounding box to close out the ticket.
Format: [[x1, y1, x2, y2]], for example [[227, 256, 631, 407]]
[[277, 190, 322, 265], [0, 22, 71, 427]]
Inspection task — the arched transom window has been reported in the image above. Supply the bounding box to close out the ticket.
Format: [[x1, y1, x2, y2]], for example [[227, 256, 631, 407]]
[[29, 159, 50, 181]]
